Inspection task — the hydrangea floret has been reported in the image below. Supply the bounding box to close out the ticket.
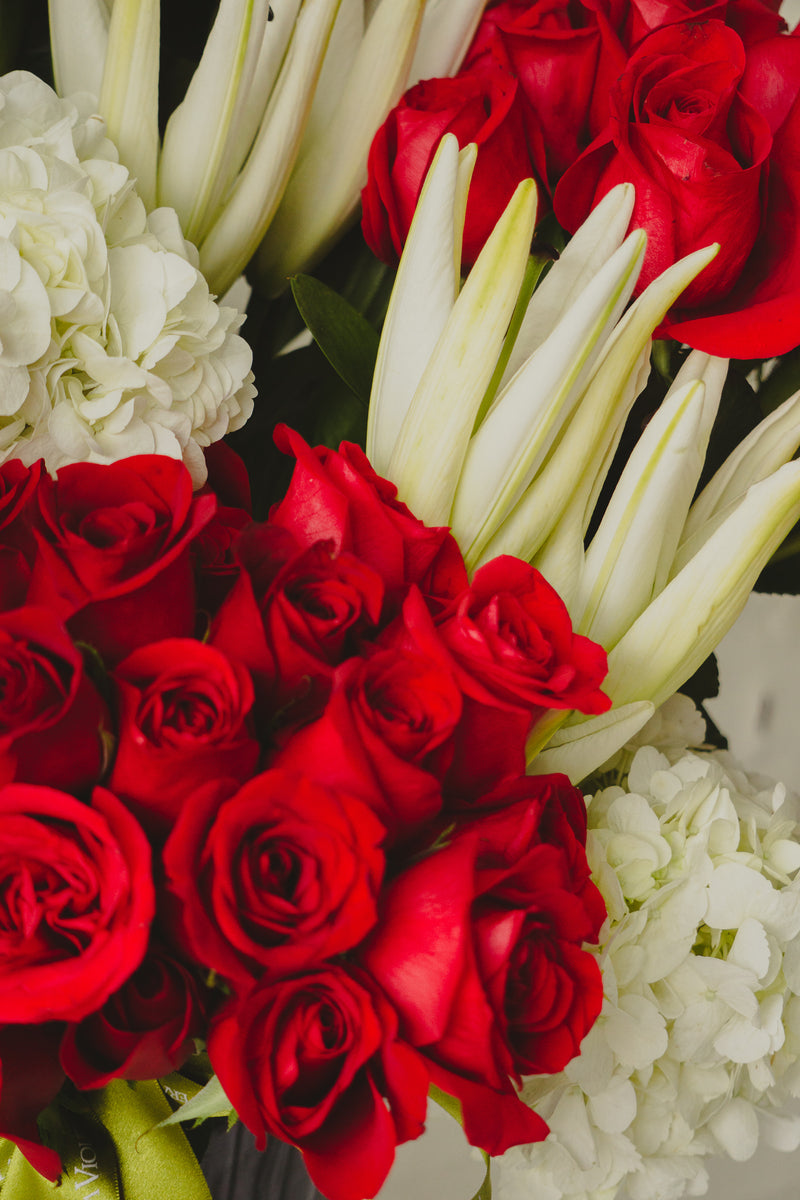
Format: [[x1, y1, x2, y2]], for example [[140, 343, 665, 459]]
[[0, 71, 256, 484], [496, 696, 800, 1200]]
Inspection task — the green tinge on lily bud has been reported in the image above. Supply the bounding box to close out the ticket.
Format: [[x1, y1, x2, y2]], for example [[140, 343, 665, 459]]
[[302, 0, 363, 148], [603, 460, 800, 711], [198, 0, 341, 297], [157, 0, 268, 244], [527, 702, 655, 783], [677, 386, 800, 565], [98, 0, 160, 210], [366, 136, 475, 475], [451, 229, 646, 567], [576, 356, 726, 651], [48, 0, 109, 99], [500, 183, 636, 387], [408, 0, 488, 85], [386, 178, 537, 527], [479, 243, 721, 570], [256, 0, 426, 293]]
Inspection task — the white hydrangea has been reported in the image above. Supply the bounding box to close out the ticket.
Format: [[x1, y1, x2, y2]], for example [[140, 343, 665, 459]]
[[496, 698, 800, 1200], [0, 71, 256, 484]]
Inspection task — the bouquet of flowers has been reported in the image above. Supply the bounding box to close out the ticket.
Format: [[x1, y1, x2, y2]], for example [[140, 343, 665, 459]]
[[3, 1, 800, 1199]]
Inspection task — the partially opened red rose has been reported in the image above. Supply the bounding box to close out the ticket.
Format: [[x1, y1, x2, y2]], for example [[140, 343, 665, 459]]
[[361, 52, 533, 266], [26, 456, 215, 663], [553, 18, 800, 356], [209, 966, 428, 1200], [0, 784, 154, 1025], [164, 769, 385, 986]]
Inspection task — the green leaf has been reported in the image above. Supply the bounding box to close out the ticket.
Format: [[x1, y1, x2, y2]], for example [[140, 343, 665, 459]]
[[428, 1083, 463, 1126], [290, 273, 379, 407], [471, 1152, 492, 1200], [157, 1074, 233, 1128]]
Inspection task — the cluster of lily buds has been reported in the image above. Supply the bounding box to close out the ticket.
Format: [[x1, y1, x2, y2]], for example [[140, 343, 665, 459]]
[[367, 135, 800, 781], [48, 0, 485, 296]]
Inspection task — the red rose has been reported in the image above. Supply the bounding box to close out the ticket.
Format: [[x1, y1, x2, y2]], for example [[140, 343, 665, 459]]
[[361, 774, 605, 1156], [434, 556, 609, 794], [465, 0, 626, 190], [0, 608, 109, 793], [211, 525, 385, 722], [271, 623, 461, 838], [209, 966, 429, 1200], [109, 638, 260, 835], [611, 0, 785, 50], [0, 459, 43, 609], [0, 784, 154, 1024], [26, 456, 215, 664], [271, 427, 467, 609], [0, 1023, 65, 1181], [163, 770, 385, 986], [60, 943, 206, 1089], [553, 19, 800, 356], [191, 504, 252, 619], [361, 53, 534, 266]]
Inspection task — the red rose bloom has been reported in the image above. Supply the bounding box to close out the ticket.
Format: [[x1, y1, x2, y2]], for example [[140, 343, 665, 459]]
[[271, 427, 467, 609], [361, 52, 533, 266], [435, 556, 609, 793], [0, 1023, 65, 1181], [60, 943, 206, 1089], [164, 770, 385, 986], [26, 456, 215, 664], [0, 460, 42, 609], [465, 0, 626, 190], [0, 785, 154, 1024], [0, 607, 109, 793], [209, 966, 429, 1200], [362, 774, 605, 1156], [212, 526, 385, 722], [271, 627, 461, 838], [109, 638, 260, 835], [553, 18, 800, 356]]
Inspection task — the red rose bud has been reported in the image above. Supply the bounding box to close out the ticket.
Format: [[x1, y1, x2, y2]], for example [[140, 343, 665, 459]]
[[464, 0, 626, 190], [26, 455, 216, 664], [0, 608, 109, 793], [0, 785, 154, 1025], [212, 527, 385, 724], [361, 53, 534, 266], [163, 769, 386, 986], [271, 427, 467, 609], [209, 966, 429, 1200], [361, 773, 604, 1157], [553, 19, 800, 356], [60, 943, 206, 1089], [109, 638, 260, 835], [271, 637, 461, 840]]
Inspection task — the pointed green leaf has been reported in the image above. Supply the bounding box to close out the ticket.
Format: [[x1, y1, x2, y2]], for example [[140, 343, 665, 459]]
[[157, 1075, 233, 1128], [291, 274, 378, 406]]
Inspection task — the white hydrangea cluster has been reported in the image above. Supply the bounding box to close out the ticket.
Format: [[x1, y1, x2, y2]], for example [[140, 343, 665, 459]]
[[0, 71, 256, 484], [496, 696, 800, 1200]]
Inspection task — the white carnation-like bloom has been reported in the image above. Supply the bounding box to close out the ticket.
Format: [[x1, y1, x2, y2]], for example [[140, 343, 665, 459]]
[[0, 71, 256, 484], [496, 698, 800, 1200]]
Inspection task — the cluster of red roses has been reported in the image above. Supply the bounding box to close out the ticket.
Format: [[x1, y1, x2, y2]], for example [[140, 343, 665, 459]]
[[362, 0, 800, 358], [0, 428, 611, 1200]]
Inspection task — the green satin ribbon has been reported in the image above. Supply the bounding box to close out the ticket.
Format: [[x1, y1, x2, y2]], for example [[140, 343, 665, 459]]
[[0, 1074, 212, 1200]]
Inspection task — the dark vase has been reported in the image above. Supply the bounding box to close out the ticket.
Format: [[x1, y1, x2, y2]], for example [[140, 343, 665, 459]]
[[200, 1122, 325, 1200]]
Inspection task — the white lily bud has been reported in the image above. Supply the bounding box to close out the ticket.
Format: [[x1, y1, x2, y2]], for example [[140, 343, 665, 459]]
[[603, 460, 800, 710], [450, 229, 646, 565], [48, 0, 109, 99], [527, 702, 655, 783], [257, 0, 427, 292], [198, 0, 341, 296], [98, 0, 160, 210], [575, 353, 727, 650], [386, 177, 537, 526], [157, 0, 274, 244], [367, 135, 475, 475], [675, 386, 800, 570], [408, 0, 487, 84]]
